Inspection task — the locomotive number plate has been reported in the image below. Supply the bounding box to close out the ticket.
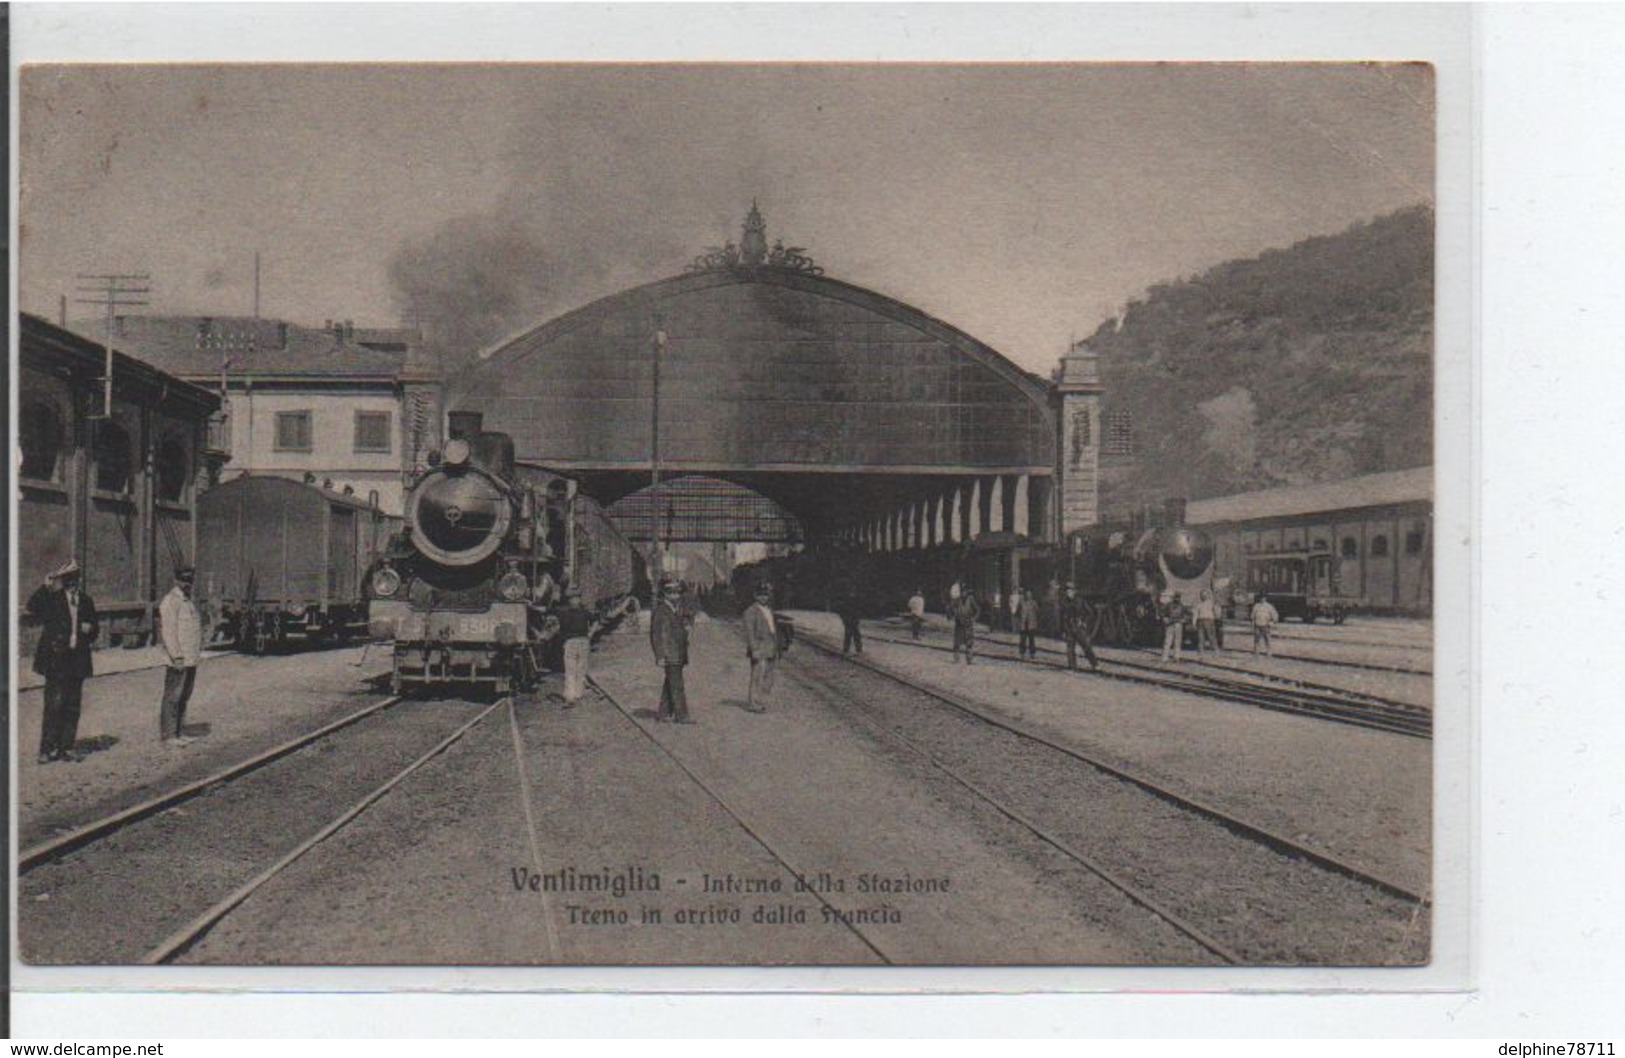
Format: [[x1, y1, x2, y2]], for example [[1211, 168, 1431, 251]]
[[454, 614, 506, 637]]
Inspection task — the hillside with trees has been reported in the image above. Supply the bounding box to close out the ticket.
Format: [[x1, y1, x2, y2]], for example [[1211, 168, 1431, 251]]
[[1087, 205, 1433, 514]]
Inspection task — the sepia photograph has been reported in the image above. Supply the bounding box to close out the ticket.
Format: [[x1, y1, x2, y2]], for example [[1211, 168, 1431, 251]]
[[14, 52, 1444, 974]]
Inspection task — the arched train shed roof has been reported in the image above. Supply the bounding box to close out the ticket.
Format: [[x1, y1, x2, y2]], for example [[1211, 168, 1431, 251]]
[[447, 268, 1055, 477]]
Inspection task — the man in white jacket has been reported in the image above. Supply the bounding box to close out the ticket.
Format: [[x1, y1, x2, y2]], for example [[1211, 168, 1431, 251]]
[[159, 567, 204, 746]]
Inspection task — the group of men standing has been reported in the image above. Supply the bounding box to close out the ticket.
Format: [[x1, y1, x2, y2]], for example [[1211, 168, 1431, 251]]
[[28, 561, 207, 765], [928, 580, 1099, 672], [648, 575, 782, 724]]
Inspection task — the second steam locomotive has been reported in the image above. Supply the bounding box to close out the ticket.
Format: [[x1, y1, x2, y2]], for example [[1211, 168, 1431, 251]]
[[367, 431, 641, 695]]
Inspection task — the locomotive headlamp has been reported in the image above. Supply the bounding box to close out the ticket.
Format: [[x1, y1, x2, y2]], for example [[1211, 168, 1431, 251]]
[[497, 569, 530, 602], [371, 565, 403, 599], [443, 439, 471, 467], [289, 602, 309, 618]]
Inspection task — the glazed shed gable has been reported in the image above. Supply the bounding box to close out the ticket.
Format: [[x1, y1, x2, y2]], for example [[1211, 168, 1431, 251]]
[[447, 268, 1055, 476]]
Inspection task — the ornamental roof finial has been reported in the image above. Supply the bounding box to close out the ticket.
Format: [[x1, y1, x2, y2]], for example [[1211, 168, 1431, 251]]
[[688, 201, 824, 276], [741, 200, 768, 267]]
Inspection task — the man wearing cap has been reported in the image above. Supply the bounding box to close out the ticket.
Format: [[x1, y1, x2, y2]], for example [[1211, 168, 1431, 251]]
[[27, 560, 99, 763], [1060, 584, 1100, 673], [650, 577, 693, 724], [742, 582, 779, 713], [555, 588, 595, 707], [159, 567, 205, 746]]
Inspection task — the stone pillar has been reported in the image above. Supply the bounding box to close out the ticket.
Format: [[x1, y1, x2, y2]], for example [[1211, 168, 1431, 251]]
[[1055, 343, 1103, 535]]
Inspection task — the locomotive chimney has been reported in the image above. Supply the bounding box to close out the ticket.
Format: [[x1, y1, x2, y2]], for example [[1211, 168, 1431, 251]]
[[1163, 497, 1188, 528]]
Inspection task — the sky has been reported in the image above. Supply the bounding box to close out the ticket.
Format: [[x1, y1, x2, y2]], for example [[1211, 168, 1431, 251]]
[[19, 62, 1433, 374]]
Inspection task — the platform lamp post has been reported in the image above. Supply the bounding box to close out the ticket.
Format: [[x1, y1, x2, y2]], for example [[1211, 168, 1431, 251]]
[[650, 318, 667, 577]]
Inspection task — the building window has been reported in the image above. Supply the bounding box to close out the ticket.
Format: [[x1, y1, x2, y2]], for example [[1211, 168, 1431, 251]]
[[93, 420, 134, 494], [275, 410, 313, 452], [448, 410, 483, 440], [354, 411, 392, 453], [155, 438, 190, 502], [1405, 524, 1426, 555], [1371, 534, 1390, 558], [1341, 536, 1360, 558], [20, 399, 64, 482], [1103, 410, 1135, 456]]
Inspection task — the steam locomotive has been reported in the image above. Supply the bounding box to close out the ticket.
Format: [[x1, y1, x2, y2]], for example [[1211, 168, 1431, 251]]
[[366, 431, 642, 695], [1064, 500, 1222, 647]]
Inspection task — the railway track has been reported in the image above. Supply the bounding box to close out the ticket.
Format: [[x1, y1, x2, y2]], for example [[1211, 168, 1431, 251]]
[[19, 694, 505, 964], [855, 626, 1431, 738], [793, 631, 1430, 964], [584, 674, 896, 965], [1210, 626, 1433, 676]]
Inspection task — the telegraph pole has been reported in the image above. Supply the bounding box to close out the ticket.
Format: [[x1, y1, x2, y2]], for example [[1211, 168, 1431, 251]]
[[74, 273, 149, 417], [650, 321, 666, 577]]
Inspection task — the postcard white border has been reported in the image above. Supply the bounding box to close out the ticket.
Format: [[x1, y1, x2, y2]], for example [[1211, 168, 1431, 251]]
[[7, 0, 1554, 1038]]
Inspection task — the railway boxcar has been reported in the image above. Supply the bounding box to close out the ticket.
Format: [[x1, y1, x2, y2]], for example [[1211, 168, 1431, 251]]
[[367, 432, 640, 695], [196, 476, 400, 652]]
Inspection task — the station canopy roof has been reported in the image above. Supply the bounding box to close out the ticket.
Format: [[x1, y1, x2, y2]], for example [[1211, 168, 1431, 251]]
[[1185, 466, 1433, 527], [445, 265, 1056, 490]]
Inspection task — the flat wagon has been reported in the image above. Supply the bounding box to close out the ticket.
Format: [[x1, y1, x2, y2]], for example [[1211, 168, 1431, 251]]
[[197, 475, 400, 652]]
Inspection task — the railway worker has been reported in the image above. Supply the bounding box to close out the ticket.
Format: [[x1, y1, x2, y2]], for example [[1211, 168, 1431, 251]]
[[1015, 587, 1041, 659], [555, 589, 594, 708], [1060, 584, 1100, 673], [951, 587, 981, 664], [650, 576, 693, 724], [742, 583, 780, 714], [1250, 594, 1281, 657], [1194, 588, 1222, 657], [988, 588, 1003, 633], [1159, 591, 1189, 663], [836, 585, 864, 656], [907, 588, 926, 640], [27, 560, 99, 764], [158, 566, 205, 746]]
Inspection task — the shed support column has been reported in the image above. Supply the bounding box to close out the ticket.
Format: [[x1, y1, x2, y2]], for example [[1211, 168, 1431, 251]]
[[1029, 476, 1053, 544], [1014, 475, 1031, 537], [968, 479, 982, 540], [988, 477, 1005, 534]]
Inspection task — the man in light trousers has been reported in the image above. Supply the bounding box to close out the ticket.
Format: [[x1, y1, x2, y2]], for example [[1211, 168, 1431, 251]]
[[555, 589, 594, 706], [159, 567, 204, 746], [742, 583, 780, 713]]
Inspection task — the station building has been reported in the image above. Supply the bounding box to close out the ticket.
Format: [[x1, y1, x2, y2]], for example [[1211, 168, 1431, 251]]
[[71, 314, 437, 516], [17, 313, 221, 649], [1186, 466, 1433, 615]]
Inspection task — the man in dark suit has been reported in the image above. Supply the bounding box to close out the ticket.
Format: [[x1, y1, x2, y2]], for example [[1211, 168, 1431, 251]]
[[650, 576, 693, 724], [27, 560, 99, 764]]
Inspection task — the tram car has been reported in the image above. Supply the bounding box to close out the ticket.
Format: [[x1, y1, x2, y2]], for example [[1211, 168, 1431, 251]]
[[196, 476, 400, 653], [1230, 551, 1351, 624], [1063, 500, 1221, 647], [366, 431, 641, 695]]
